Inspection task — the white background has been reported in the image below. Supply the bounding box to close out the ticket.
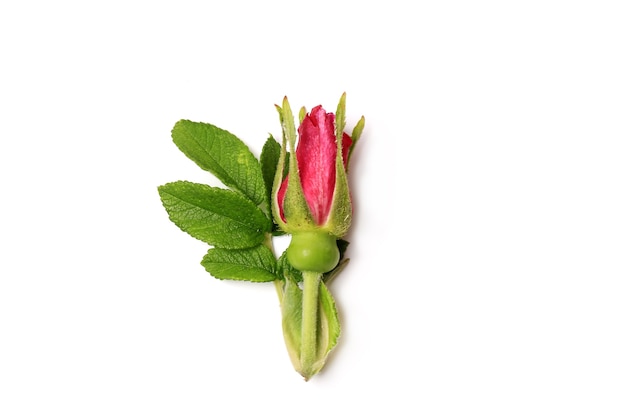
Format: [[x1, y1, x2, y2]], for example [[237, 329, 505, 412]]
[[1, 1, 625, 416]]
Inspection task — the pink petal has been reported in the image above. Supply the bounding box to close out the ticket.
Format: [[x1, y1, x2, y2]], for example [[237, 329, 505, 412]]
[[296, 106, 337, 224], [277, 106, 353, 225]]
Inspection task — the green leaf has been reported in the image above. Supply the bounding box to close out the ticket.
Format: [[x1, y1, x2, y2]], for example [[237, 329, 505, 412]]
[[201, 245, 278, 282], [158, 181, 272, 249], [171, 120, 267, 206], [259, 135, 281, 210]]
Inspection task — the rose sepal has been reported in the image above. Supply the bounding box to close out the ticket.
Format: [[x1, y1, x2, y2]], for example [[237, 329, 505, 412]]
[[272, 97, 316, 234]]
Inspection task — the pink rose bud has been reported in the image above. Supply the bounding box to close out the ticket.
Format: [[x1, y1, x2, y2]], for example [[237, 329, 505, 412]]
[[272, 94, 364, 272]]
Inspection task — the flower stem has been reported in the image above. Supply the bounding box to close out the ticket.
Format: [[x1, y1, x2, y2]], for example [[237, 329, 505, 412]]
[[301, 270, 322, 379], [263, 233, 285, 305]]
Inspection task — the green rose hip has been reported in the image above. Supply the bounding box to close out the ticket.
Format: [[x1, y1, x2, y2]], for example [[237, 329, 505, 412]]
[[287, 232, 340, 273]]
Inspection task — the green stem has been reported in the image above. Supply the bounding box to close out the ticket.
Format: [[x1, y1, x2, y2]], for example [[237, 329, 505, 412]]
[[301, 270, 321, 379], [273, 280, 284, 305], [262, 232, 285, 305]]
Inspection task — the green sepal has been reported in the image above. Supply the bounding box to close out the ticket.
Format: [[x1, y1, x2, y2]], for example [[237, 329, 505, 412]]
[[201, 245, 278, 282], [259, 135, 280, 223], [323, 161, 351, 237], [260, 134, 281, 218], [347, 116, 365, 169], [335, 92, 347, 145], [272, 97, 315, 233], [322, 93, 352, 237], [158, 181, 272, 249], [298, 106, 306, 124], [271, 103, 289, 232], [171, 119, 267, 207]]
